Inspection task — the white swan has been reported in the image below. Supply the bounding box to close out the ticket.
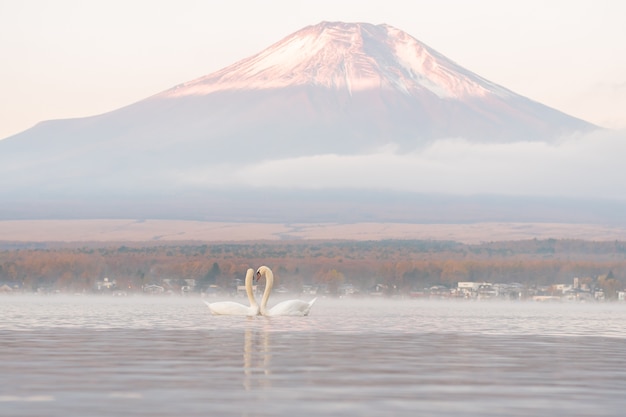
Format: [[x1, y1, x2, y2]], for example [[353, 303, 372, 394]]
[[204, 268, 259, 316], [256, 266, 317, 316]]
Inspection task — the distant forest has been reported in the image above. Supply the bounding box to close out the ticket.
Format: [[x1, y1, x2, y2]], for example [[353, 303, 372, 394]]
[[1, 239, 626, 298]]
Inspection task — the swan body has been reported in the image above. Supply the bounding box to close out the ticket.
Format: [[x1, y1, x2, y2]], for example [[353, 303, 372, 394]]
[[256, 266, 317, 316], [264, 298, 317, 317], [204, 268, 259, 316]]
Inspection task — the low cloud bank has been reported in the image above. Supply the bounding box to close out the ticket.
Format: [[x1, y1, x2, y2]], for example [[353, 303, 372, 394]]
[[174, 129, 626, 200]]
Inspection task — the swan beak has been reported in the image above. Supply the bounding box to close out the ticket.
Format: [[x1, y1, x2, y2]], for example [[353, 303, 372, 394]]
[[255, 271, 261, 282]]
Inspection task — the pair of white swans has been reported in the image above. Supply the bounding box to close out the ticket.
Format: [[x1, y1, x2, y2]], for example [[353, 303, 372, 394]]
[[204, 266, 317, 316]]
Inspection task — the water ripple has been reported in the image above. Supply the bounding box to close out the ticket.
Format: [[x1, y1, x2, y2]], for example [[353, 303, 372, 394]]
[[1, 296, 626, 416]]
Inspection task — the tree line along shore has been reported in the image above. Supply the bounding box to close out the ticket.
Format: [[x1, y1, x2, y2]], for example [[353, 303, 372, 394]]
[[1, 239, 626, 299]]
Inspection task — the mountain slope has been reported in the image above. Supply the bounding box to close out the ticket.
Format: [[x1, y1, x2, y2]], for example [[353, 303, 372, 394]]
[[0, 21, 601, 221]]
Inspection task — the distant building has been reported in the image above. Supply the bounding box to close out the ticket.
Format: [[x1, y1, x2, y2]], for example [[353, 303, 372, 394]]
[[95, 277, 116, 291], [457, 282, 482, 298], [143, 284, 164, 294]]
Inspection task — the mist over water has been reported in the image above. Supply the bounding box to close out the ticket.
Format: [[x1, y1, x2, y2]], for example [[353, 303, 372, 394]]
[[2, 296, 625, 416]]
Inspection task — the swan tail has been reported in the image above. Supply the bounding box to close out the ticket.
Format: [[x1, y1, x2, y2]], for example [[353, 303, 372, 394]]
[[302, 297, 318, 316], [203, 300, 217, 315]]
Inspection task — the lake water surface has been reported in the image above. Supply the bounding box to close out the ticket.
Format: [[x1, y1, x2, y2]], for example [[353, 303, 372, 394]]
[[1, 296, 625, 416]]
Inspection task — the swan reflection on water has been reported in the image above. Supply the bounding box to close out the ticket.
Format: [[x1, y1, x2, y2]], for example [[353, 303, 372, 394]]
[[243, 322, 271, 390]]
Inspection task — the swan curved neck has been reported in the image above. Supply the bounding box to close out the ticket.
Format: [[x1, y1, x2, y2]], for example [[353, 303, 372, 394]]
[[245, 269, 258, 310], [259, 267, 274, 314]]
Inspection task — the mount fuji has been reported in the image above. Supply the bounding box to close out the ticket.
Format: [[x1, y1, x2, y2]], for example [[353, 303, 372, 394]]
[[0, 22, 607, 223]]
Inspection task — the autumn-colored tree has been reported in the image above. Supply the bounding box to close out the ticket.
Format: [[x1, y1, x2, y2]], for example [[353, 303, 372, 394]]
[[597, 272, 622, 300], [316, 269, 345, 294], [2, 239, 626, 295]]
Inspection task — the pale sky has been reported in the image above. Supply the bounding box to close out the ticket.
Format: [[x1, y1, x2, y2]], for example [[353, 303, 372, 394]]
[[1, 0, 625, 140]]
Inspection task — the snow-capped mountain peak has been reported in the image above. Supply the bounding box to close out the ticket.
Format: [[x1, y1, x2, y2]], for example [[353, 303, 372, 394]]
[[163, 21, 510, 99]]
